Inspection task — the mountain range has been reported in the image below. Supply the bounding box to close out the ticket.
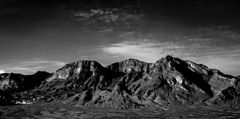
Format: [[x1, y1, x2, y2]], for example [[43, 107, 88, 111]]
[[1, 55, 240, 109]]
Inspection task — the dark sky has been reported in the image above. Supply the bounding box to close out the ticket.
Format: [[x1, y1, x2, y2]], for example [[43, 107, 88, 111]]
[[0, 0, 240, 75]]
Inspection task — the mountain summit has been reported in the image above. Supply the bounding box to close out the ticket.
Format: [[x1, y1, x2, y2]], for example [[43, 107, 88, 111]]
[[0, 56, 239, 109]]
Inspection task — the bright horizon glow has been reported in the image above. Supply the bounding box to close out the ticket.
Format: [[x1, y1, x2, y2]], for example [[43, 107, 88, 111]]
[[0, 69, 6, 74]]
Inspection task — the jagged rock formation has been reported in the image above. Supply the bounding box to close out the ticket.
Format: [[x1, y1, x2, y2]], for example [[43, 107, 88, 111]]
[[0, 56, 239, 109]]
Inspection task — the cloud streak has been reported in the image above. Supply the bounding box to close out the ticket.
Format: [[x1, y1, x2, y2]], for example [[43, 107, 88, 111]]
[[0, 59, 65, 74], [102, 40, 184, 62]]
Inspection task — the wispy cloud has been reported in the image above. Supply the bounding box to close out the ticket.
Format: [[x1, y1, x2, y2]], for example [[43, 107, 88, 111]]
[[197, 26, 240, 39], [102, 39, 185, 62], [0, 59, 65, 74]]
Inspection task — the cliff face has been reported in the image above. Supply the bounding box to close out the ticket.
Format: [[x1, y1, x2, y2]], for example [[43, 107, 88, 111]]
[[0, 56, 239, 109]]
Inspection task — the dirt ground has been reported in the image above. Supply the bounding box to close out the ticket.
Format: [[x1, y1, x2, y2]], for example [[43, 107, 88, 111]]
[[1, 104, 240, 119]]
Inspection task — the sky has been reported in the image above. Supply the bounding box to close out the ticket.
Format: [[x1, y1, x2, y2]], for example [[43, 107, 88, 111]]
[[0, 0, 240, 76]]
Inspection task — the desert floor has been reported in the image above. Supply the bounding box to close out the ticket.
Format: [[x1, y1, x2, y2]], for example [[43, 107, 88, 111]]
[[1, 104, 240, 119]]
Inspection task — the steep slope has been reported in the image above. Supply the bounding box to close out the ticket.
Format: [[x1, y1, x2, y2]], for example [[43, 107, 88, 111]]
[[25, 56, 239, 109], [207, 74, 240, 108]]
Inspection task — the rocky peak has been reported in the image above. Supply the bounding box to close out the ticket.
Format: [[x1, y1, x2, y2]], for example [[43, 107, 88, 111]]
[[76, 60, 103, 75], [47, 60, 104, 81], [150, 55, 181, 73], [152, 55, 210, 74], [107, 58, 151, 73]]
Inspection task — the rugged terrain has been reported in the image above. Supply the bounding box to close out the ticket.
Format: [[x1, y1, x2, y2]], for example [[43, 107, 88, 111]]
[[1, 55, 240, 110]]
